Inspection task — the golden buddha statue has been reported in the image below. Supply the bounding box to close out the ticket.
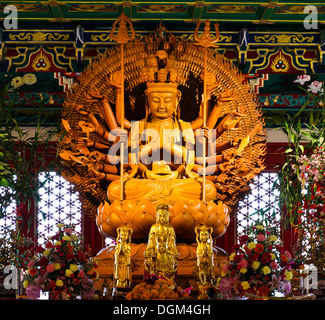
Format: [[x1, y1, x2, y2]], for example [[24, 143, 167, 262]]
[[195, 225, 215, 284], [144, 204, 179, 281], [59, 17, 267, 288], [106, 56, 218, 204], [113, 227, 133, 288], [59, 20, 266, 243]]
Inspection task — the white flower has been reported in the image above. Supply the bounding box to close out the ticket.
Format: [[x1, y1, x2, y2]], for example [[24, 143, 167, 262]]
[[294, 75, 311, 85], [307, 80, 323, 94]]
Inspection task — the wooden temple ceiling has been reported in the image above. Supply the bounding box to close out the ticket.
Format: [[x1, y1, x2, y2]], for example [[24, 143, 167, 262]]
[[0, 1, 325, 25], [0, 1, 324, 126]]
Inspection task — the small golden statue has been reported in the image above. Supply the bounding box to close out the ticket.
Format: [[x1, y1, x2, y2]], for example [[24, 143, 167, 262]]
[[195, 225, 215, 284], [144, 204, 179, 281], [113, 227, 133, 288]]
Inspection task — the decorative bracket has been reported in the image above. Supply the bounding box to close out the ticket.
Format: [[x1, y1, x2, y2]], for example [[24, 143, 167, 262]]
[[74, 25, 85, 66], [237, 28, 249, 67]]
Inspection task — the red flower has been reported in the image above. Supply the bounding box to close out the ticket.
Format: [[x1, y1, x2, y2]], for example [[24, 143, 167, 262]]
[[48, 280, 56, 290], [29, 268, 37, 276], [51, 233, 60, 241], [280, 254, 288, 263], [251, 253, 259, 260], [260, 253, 271, 263], [257, 286, 270, 296], [254, 243, 264, 254], [66, 252, 74, 261], [239, 235, 249, 244], [234, 254, 242, 263], [45, 241, 53, 249], [36, 246, 44, 253], [38, 257, 48, 267]]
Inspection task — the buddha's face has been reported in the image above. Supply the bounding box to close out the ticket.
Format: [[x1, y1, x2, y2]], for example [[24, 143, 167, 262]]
[[120, 230, 128, 242], [200, 231, 209, 243], [157, 209, 168, 224], [148, 92, 176, 120]]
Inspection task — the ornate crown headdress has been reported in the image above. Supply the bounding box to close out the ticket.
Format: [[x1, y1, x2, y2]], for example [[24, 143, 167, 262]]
[[142, 50, 184, 96]]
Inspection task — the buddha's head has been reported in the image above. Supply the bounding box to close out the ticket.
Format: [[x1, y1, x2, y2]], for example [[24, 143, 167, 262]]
[[200, 230, 209, 243], [144, 69, 181, 121], [117, 227, 132, 243], [156, 203, 169, 224], [196, 225, 212, 243]]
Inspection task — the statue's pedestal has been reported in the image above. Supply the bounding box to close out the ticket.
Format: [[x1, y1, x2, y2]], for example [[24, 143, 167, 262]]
[[94, 243, 228, 292]]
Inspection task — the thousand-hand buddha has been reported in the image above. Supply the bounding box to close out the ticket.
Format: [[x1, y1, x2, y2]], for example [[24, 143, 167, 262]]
[[107, 51, 217, 203]]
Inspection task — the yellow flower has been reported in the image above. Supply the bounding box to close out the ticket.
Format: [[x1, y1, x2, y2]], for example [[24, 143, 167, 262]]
[[56, 223, 64, 228], [54, 241, 61, 247], [229, 253, 236, 261], [62, 235, 71, 241], [256, 225, 264, 230], [70, 234, 78, 242], [285, 270, 293, 281], [23, 280, 29, 288], [269, 235, 278, 242], [54, 263, 61, 270], [56, 279, 64, 287], [65, 269, 73, 277], [221, 271, 226, 277], [262, 266, 271, 275], [252, 261, 260, 270], [247, 242, 257, 250], [70, 264, 78, 272], [43, 249, 51, 257], [270, 253, 275, 260], [241, 281, 250, 290], [240, 267, 247, 274]]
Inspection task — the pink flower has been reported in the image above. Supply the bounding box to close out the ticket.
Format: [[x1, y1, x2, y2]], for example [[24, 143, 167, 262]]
[[46, 264, 55, 273], [237, 259, 248, 269], [26, 285, 41, 300], [270, 261, 278, 270], [78, 270, 85, 278], [284, 251, 291, 259], [64, 228, 73, 235], [257, 234, 265, 242], [27, 260, 34, 269]]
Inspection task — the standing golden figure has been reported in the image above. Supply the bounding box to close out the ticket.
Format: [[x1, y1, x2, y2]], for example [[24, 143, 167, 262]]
[[144, 204, 179, 281], [195, 225, 215, 284], [113, 227, 133, 288]]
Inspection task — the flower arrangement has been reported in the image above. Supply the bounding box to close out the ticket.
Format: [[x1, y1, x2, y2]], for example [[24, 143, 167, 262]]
[[219, 224, 293, 298], [0, 230, 34, 269], [290, 146, 325, 267], [126, 275, 190, 300], [23, 224, 98, 300], [273, 76, 325, 269]]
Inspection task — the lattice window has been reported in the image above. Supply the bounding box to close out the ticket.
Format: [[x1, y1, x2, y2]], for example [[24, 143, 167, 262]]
[[236, 172, 281, 239], [0, 187, 16, 236], [37, 172, 82, 245]]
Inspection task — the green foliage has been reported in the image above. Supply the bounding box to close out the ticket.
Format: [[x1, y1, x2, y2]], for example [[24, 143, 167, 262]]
[[268, 81, 325, 226], [0, 82, 60, 227]]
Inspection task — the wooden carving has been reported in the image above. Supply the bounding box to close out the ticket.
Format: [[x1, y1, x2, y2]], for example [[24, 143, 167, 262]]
[[59, 19, 266, 242]]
